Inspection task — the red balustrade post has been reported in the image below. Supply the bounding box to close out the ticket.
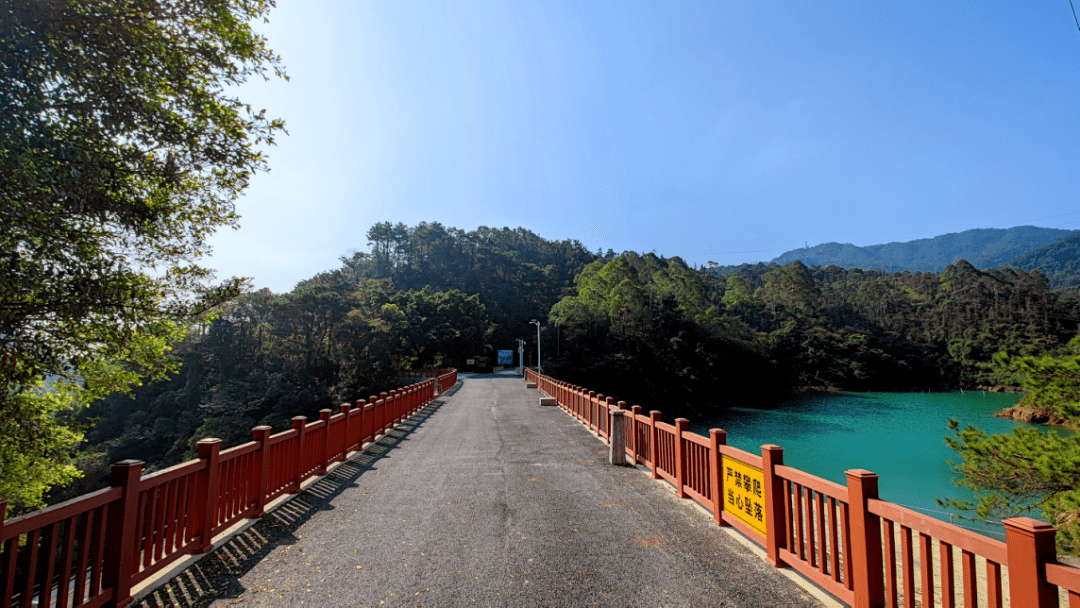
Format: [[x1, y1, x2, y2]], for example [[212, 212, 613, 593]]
[[369, 395, 379, 441], [196, 439, 223, 552], [291, 416, 306, 493], [762, 445, 787, 568], [649, 410, 661, 480], [356, 400, 368, 447], [1004, 517, 1057, 608], [252, 426, 272, 517], [674, 418, 689, 499], [390, 389, 399, 425], [384, 395, 393, 438], [102, 459, 143, 608], [588, 391, 597, 429], [846, 469, 885, 608], [317, 409, 332, 475], [710, 429, 728, 527], [340, 403, 352, 457], [630, 406, 642, 463]]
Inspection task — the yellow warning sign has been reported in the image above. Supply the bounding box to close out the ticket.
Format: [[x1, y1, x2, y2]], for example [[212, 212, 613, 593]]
[[721, 455, 767, 537]]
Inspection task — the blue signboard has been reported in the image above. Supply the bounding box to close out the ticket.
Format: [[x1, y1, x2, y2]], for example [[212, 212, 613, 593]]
[[497, 350, 514, 365]]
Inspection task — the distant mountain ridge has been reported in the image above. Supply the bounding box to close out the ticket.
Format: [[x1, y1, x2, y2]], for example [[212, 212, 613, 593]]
[[1005, 231, 1080, 288], [770, 226, 1075, 274]]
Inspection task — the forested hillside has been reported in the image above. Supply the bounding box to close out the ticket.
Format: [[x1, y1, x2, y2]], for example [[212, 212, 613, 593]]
[[62, 222, 1079, 504], [1005, 231, 1080, 289], [62, 223, 596, 500], [340, 222, 598, 349], [768, 226, 1073, 273], [545, 255, 1078, 416]]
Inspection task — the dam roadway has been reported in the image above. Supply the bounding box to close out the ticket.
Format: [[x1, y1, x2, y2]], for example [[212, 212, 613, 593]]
[[197, 373, 827, 607]]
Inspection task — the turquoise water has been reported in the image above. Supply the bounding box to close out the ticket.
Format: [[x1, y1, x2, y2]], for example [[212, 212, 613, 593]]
[[690, 391, 1071, 539]]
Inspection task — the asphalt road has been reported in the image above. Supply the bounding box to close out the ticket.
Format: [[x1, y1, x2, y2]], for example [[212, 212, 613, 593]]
[[202, 374, 825, 607]]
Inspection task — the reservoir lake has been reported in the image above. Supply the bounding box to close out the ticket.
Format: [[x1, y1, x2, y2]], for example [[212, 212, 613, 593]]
[[690, 390, 1070, 539]]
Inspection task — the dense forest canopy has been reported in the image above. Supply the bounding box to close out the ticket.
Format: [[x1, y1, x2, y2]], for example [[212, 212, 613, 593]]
[[545, 254, 1078, 414], [67, 223, 1080, 496], [49, 221, 1080, 549], [61, 222, 596, 499], [1006, 231, 1080, 289]]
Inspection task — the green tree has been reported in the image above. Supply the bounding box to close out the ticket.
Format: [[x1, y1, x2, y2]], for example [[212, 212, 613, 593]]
[[997, 334, 1080, 424], [943, 421, 1080, 555], [1, 0, 285, 509], [721, 274, 753, 310], [943, 335, 1080, 555]]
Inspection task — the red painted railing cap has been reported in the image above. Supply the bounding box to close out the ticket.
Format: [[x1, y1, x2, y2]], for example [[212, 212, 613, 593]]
[[845, 468, 878, 478], [197, 438, 222, 445], [1003, 517, 1056, 532]]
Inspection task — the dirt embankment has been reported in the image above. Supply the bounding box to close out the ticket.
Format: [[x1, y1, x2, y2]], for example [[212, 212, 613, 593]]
[[996, 402, 1077, 428]]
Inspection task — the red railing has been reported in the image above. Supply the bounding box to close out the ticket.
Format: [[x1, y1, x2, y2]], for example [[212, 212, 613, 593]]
[[0, 371, 456, 608], [526, 368, 1080, 608]]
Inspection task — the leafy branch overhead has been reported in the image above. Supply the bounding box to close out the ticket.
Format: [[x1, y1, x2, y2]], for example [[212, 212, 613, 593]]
[[0, 0, 286, 510]]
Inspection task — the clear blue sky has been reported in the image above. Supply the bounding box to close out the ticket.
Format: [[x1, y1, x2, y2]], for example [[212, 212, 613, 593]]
[[208, 1, 1080, 293]]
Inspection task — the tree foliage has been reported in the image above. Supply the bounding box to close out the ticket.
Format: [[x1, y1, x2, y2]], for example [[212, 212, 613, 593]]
[[1, 0, 285, 509], [943, 420, 1080, 554], [942, 335, 1080, 553], [67, 273, 493, 496]]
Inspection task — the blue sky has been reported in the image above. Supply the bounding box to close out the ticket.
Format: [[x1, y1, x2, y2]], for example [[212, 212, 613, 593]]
[[209, 1, 1080, 293]]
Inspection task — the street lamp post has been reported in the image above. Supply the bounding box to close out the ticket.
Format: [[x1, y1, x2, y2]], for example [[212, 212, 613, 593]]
[[516, 338, 525, 376], [530, 320, 541, 374]]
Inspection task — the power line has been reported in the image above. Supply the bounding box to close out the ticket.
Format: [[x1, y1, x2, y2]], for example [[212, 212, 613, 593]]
[[1072, 0, 1080, 33]]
